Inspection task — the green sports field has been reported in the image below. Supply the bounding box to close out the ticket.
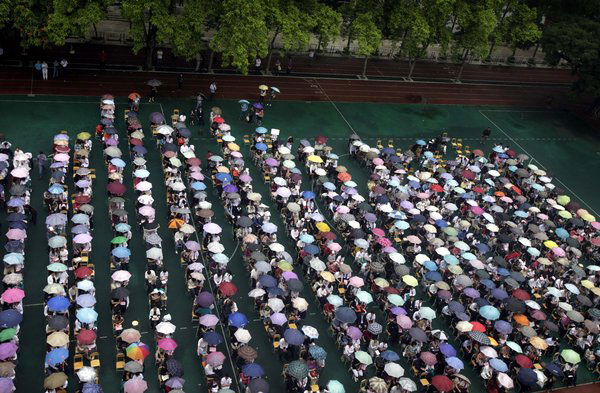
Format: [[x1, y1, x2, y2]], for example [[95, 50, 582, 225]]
[[1, 95, 599, 393]]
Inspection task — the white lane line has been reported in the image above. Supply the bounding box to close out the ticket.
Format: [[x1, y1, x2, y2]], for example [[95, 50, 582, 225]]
[[312, 79, 360, 138], [478, 110, 600, 218]]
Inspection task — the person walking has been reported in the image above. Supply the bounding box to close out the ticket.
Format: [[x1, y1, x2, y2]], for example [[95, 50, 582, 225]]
[[149, 86, 157, 102], [209, 81, 217, 100], [286, 56, 293, 75], [239, 100, 249, 120], [41, 61, 48, 80], [274, 59, 282, 75], [195, 53, 202, 71], [53, 59, 60, 78], [36, 151, 47, 178], [60, 58, 68, 80], [254, 57, 262, 74], [177, 73, 184, 89], [34, 61, 42, 79], [100, 50, 107, 70], [482, 127, 491, 144]]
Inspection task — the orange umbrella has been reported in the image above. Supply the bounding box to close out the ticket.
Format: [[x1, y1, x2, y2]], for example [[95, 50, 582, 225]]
[[513, 314, 530, 326], [494, 191, 505, 197], [337, 172, 352, 182], [128, 92, 141, 100], [511, 185, 522, 195], [168, 218, 185, 229]]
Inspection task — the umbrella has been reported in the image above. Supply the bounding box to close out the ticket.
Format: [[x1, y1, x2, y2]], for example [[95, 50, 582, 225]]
[[166, 359, 183, 376], [248, 378, 270, 393], [326, 380, 344, 393], [432, 375, 453, 392], [147, 79, 162, 86], [287, 360, 310, 379], [45, 348, 69, 366], [124, 361, 144, 373], [44, 372, 68, 389], [238, 345, 258, 362], [561, 349, 581, 364], [77, 366, 97, 383], [242, 363, 265, 378], [384, 362, 404, 378], [126, 342, 150, 360], [517, 368, 538, 386], [284, 328, 305, 345], [158, 338, 177, 351], [124, 378, 148, 393], [335, 307, 357, 323]]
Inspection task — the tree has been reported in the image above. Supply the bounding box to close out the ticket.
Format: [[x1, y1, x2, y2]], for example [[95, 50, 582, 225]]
[[11, 0, 53, 48], [452, 0, 498, 81], [47, 0, 109, 45], [312, 2, 342, 52], [211, 0, 268, 75], [164, 0, 209, 61], [263, 0, 315, 72], [541, 1, 600, 110], [351, 12, 382, 77], [340, 0, 382, 53], [501, 2, 541, 58]]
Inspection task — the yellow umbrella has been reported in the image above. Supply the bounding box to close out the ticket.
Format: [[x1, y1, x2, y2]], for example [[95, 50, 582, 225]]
[[581, 280, 595, 289], [277, 261, 293, 272], [77, 132, 91, 140], [216, 166, 230, 173], [448, 265, 463, 274], [537, 258, 552, 266], [591, 287, 600, 296], [335, 166, 347, 173], [402, 275, 418, 287], [374, 278, 389, 288], [529, 336, 548, 350], [488, 336, 499, 347], [316, 222, 330, 232], [577, 209, 589, 217], [47, 331, 69, 347], [557, 195, 570, 205], [320, 271, 335, 282], [558, 210, 572, 219], [582, 214, 595, 222], [259, 84, 269, 91], [544, 240, 558, 249], [307, 155, 323, 163], [227, 143, 240, 152]]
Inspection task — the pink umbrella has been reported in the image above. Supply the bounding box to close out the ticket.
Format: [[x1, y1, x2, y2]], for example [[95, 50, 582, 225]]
[[1, 288, 25, 303], [10, 168, 28, 178], [73, 233, 93, 244], [372, 228, 385, 237], [396, 315, 413, 328], [349, 277, 364, 288], [5, 229, 26, 241], [592, 222, 600, 230], [206, 351, 225, 366], [407, 235, 421, 244], [199, 314, 219, 327], [239, 174, 252, 183], [53, 153, 70, 162], [190, 172, 204, 180], [471, 206, 484, 216], [336, 206, 350, 214], [417, 192, 430, 199], [552, 247, 566, 257], [282, 272, 298, 281], [157, 338, 177, 351], [373, 158, 384, 166], [139, 206, 155, 216], [124, 378, 148, 393], [376, 238, 392, 247], [346, 326, 362, 340], [328, 243, 342, 252]]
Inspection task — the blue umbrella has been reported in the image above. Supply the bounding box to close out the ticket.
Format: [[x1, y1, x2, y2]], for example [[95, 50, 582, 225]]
[[435, 220, 448, 228], [335, 307, 357, 324], [545, 362, 564, 377], [479, 305, 500, 320], [267, 287, 284, 296], [308, 345, 327, 360], [284, 328, 305, 345], [494, 320, 513, 334], [415, 139, 426, 146], [439, 343, 456, 357], [517, 368, 538, 385], [191, 182, 206, 191], [446, 357, 464, 370], [302, 191, 315, 200], [490, 358, 508, 372], [112, 247, 131, 258], [242, 363, 265, 377], [203, 332, 223, 345], [76, 308, 98, 323], [0, 310, 22, 328], [555, 228, 569, 239], [475, 243, 490, 253], [76, 294, 96, 308], [380, 350, 400, 361], [424, 271, 442, 281], [110, 158, 126, 168], [255, 143, 267, 151], [255, 127, 267, 134], [303, 245, 320, 255], [82, 382, 103, 393], [132, 146, 147, 154], [48, 184, 64, 194], [299, 234, 315, 244], [448, 301, 464, 313], [6, 199, 24, 208], [323, 182, 336, 191], [423, 261, 437, 271], [228, 312, 248, 328], [481, 279, 496, 289], [258, 275, 277, 287], [45, 348, 69, 366], [47, 296, 70, 312], [215, 173, 232, 182]]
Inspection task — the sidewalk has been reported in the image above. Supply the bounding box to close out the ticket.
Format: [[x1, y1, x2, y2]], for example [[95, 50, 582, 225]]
[[3, 43, 576, 86]]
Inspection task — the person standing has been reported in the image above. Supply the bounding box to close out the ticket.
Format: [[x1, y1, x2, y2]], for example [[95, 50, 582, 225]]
[[195, 53, 202, 72], [149, 86, 157, 102], [274, 59, 282, 76], [177, 73, 184, 90], [53, 59, 60, 78], [286, 56, 293, 75], [34, 61, 42, 79], [209, 81, 217, 100], [100, 50, 107, 70], [60, 58, 68, 80], [267, 88, 278, 107], [258, 87, 267, 103], [482, 127, 491, 144], [36, 151, 47, 179], [41, 61, 48, 80], [239, 100, 249, 120], [254, 57, 262, 74]]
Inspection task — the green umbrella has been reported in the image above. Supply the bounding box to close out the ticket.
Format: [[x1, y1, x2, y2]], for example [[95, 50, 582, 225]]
[[286, 360, 309, 379], [388, 294, 405, 306], [557, 195, 570, 206], [561, 349, 581, 364], [47, 263, 68, 272], [505, 341, 523, 353], [0, 328, 16, 342], [356, 290, 373, 304], [111, 236, 127, 244], [217, 389, 235, 393], [418, 307, 436, 320], [327, 380, 345, 393], [355, 350, 373, 365], [443, 227, 458, 236], [48, 236, 67, 248]]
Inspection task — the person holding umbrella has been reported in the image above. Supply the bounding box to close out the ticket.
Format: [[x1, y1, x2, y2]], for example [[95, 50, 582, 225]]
[[239, 100, 250, 120], [258, 85, 268, 103], [268, 87, 280, 107]]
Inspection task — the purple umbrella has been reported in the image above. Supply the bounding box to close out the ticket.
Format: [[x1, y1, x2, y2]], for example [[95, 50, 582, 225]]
[[491, 288, 508, 300], [284, 328, 305, 345], [165, 377, 185, 389], [196, 292, 214, 307], [463, 287, 480, 298], [223, 184, 238, 193], [270, 313, 287, 326], [494, 320, 513, 334], [239, 175, 252, 183], [364, 213, 377, 223], [265, 158, 279, 167], [105, 138, 118, 146], [400, 201, 414, 209], [203, 223, 222, 234], [150, 112, 165, 123], [346, 326, 362, 340], [390, 307, 407, 316], [0, 378, 15, 393], [0, 342, 17, 360], [440, 343, 456, 357], [282, 271, 298, 281], [253, 103, 263, 109]]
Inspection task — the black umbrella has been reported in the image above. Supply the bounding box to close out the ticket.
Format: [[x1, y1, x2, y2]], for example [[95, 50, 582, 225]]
[[8, 221, 26, 230], [48, 315, 69, 330], [287, 279, 303, 292], [4, 241, 23, 253], [506, 297, 526, 313], [112, 287, 129, 300], [251, 251, 267, 261], [143, 221, 159, 230], [542, 320, 559, 333], [350, 229, 366, 239], [517, 368, 538, 385], [7, 213, 25, 222], [9, 184, 26, 196], [408, 327, 429, 342], [248, 378, 270, 393], [166, 359, 184, 377], [236, 216, 253, 228]]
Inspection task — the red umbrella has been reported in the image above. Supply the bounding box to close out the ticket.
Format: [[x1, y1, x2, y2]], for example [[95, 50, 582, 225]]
[[315, 136, 328, 144], [461, 170, 476, 180], [187, 158, 201, 166], [473, 149, 484, 157], [130, 138, 143, 146], [511, 185, 522, 195], [337, 172, 352, 182], [506, 149, 517, 157], [432, 375, 453, 392], [322, 232, 337, 241], [515, 354, 533, 368], [219, 282, 237, 297], [531, 310, 546, 321], [213, 117, 225, 123], [107, 182, 127, 196], [384, 287, 400, 295], [74, 195, 91, 204], [430, 184, 443, 193], [512, 289, 530, 301], [55, 145, 70, 153], [75, 266, 93, 279], [472, 186, 484, 194], [470, 321, 486, 332], [77, 329, 97, 345]]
